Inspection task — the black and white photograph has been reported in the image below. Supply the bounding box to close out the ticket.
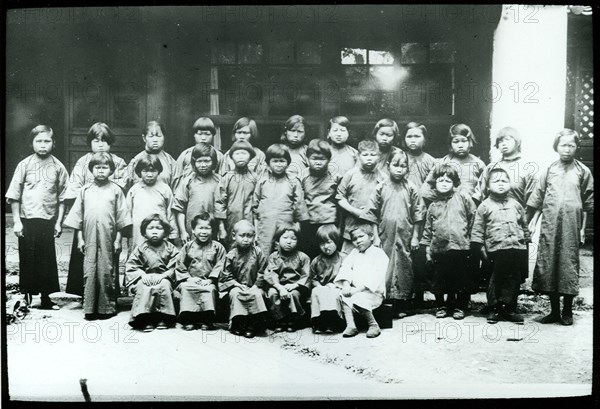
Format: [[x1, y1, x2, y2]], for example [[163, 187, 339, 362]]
[[3, 4, 595, 402]]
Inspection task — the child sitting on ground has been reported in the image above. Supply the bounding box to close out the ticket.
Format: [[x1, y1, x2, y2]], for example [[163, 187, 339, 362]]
[[334, 223, 389, 338]]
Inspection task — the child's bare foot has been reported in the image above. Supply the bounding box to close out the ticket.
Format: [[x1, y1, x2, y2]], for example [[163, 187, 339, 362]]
[[342, 326, 358, 337]]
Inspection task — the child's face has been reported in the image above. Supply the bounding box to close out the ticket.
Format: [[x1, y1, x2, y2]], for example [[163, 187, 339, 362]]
[[278, 230, 298, 252], [375, 126, 395, 150], [194, 130, 214, 145], [233, 225, 255, 249], [193, 220, 213, 243], [450, 135, 470, 157], [143, 126, 165, 153], [389, 158, 408, 181], [231, 149, 251, 168], [328, 123, 349, 146], [497, 135, 517, 157], [319, 238, 337, 256], [91, 137, 110, 153], [351, 229, 373, 252], [194, 156, 213, 175], [269, 158, 289, 175], [358, 149, 379, 170], [435, 175, 454, 195], [308, 153, 329, 173], [285, 124, 305, 147], [32, 132, 54, 157], [556, 135, 577, 162], [234, 126, 252, 143], [145, 220, 166, 244], [141, 167, 159, 185], [405, 129, 425, 152], [92, 163, 111, 182], [488, 172, 510, 196]]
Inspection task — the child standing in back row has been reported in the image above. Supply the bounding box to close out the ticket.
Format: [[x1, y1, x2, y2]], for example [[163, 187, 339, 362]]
[[362, 150, 426, 318], [280, 115, 309, 179], [471, 168, 530, 324], [371, 118, 402, 176], [336, 140, 384, 254], [326, 116, 358, 177], [527, 129, 594, 326], [420, 164, 476, 321], [6, 125, 69, 308], [219, 117, 266, 176], [63, 152, 132, 319]]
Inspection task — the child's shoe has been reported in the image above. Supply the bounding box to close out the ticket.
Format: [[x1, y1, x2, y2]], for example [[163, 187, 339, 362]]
[[538, 313, 561, 324], [182, 324, 195, 331], [435, 307, 448, 318], [452, 309, 465, 320], [502, 311, 524, 324], [342, 326, 358, 337], [156, 320, 169, 330], [560, 313, 573, 326], [143, 323, 155, 332]]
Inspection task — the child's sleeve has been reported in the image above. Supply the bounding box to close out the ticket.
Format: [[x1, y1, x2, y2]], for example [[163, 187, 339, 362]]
[[171, 177, 189, 214], [214, 174, 228, 220], [335, 172, 351, 203], [218, 251, 238, 292], [360, 182, 382, 224], [581, 165, 594, 213], [164, 243, 180, 283], [112, 156, 129, 191], [254, 247, 268, 289], [292, 179, 310, 222], [251, 177, 263, 220], [115, 189, 133, 231], [263, 253, 281, 287], [420, 205, 433, 247], [123, 157, 137, 193], [5, 160, 25, 204], [126, 188, 134, 219], [470, 204, 486, 245], [309, 258, 320, 288], [296, 253, 311, 289], [125, 246, 146, 288], [472, 165, 489, 204], [165, 189, 179, 239], [410, 184, 427, 223], [334, 251, 354, 285], [174, 243, 192, 284], [63, 189, 85, 230], [526, 165, 548, 210], [516, 203, 531, 243], [65, 157, 86, 201], [419, 165, 438, 203], [464, 193, 477, 234], [56, 162, 69, 204], [208, 242, 227, 280]]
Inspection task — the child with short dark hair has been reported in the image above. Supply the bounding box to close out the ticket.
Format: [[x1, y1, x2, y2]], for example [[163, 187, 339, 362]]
[[127, 154, 177, 249], [334, 223, 389, 338], [63, 152, 132, 319], [216, 140, 259, 248], [125, 214, 179, 331], [300, 139, 342, 259], [219, 117, 266, 176], [471, 168, 530, 324], [6, 125, 69, 308], [420, 164, 476, 320], [175, 212, 226, 331], [336, 139, 384, 254], [310, 224, 344, 334], [252, 144, 309, 257], [172, 143, 224, 242], [219, 220, 268, 338], [371, 118, 402, 175], [264, 222, 310, 333], [280, 115, 309, 179], [125, 121, 178, 191], [362, 150, 427, 318], [174, 117, 224, 190], [527, 129, 594, 326], [403, 122, 436, 187], [326, 116, 358, 177], [64, 122, 128, 297]]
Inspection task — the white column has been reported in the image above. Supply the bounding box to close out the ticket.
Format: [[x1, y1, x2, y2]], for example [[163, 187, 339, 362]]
[[490, 5, 568, 168]]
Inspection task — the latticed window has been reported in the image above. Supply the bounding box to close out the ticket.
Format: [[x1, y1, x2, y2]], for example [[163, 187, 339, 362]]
[[575, 74, 593, 139]]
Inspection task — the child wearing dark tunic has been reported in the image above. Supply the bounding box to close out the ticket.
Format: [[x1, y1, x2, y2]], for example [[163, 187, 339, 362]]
[[264, 222, 310, 333], [309, 224, 344, 334], [334, 224, 389, 339], [6, 125, 68, 308], [175, 212, 226, 331], [125, 214, 179, 331], [172, 143, 224, 242], [215, 140, 259, 248], [63, 152, 132, 319], [300, 139, 341, 259], [219, 220, 268, 338], [402, 122, 436, 308], [371, 118, 402, 176], [280, 114, 309, 179], [362, 150, 426, 319], [421, 164, 476, 320], [252, 144, 309, 257], [326, 116, 358, 177], [527, 129, 594, 326], [471, 168, 530, 324], [336, 140, 384, 254]]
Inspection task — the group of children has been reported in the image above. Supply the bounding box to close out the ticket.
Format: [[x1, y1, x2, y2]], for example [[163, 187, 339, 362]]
[[6, 115, 593, 339]]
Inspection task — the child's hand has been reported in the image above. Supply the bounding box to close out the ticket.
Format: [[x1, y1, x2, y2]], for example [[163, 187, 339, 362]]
[[373, 235, 381, 247], [78, 239, 86, 254], [180, 232, 190, 243], [425, 253, 433, 264], [527, 219, 537, 236], [218, 225, 228, 241], [580, 228, 586, 246], [114, 239, 122, 254], [342, 284, 352, 297], [198, 279, 211, 287], [278, 287, 290, 300], [13, 221, 24, 238], [54, 222, 62, 238], [236, 283, 249, 291], [410, 237, 420, 251], [283, 283, 296, 292], [141, 275, 155, 286]]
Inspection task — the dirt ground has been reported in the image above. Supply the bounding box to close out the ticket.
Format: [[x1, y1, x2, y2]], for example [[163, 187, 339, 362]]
[[4, 219, 594, 401]]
